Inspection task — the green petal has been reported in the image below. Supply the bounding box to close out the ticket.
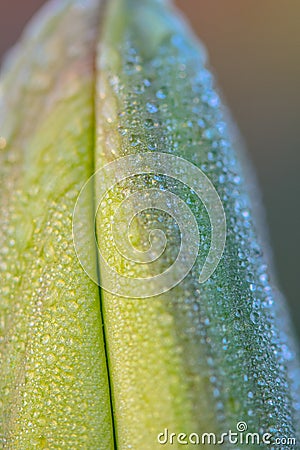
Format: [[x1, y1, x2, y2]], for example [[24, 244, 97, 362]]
[[0, 1, 113, 448], [96, 0, 299, 447]]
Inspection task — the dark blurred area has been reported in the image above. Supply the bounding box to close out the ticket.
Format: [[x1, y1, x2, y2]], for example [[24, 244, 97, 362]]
[[1, 0, 299, 339]]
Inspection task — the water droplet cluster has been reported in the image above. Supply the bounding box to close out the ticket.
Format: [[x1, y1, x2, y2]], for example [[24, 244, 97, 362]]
[[0, 1, 113, 448], [96, 1, 299, 446]]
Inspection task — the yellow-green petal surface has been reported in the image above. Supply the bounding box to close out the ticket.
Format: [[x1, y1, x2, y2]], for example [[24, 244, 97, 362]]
[[0, 1, 113, 448]]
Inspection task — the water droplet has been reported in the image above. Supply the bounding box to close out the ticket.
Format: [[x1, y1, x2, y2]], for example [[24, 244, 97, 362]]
[[129, 134, 140, 147], [233, 175, 241, 185], [46, 354, 56, 365], [146, 102, 158, 114], [241, 210, 250, 218], [156, 88, 167, 99], [235, 309, 243, 318], [250, 311, 260, 324], [144, 118, 154, 129]]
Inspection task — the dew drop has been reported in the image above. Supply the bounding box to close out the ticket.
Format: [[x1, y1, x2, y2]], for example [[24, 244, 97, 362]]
[[146, 102, 158, 114], [156, 88, 167, 99], [250, 311, 260, 324]]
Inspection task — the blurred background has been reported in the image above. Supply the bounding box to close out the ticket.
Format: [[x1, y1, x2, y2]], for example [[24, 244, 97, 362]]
[[0, 0, 299, 339]]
